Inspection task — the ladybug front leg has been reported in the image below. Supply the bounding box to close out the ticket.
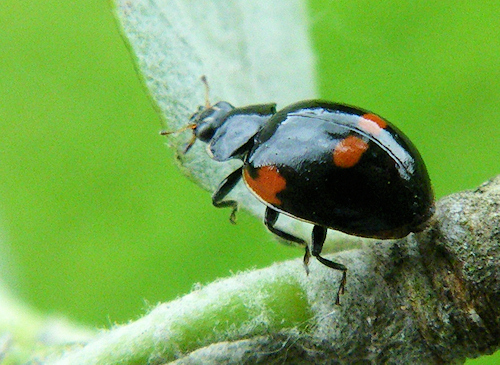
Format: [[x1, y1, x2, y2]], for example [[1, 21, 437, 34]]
[[212, 167, 243, 224], [311, 225, 347, 305]]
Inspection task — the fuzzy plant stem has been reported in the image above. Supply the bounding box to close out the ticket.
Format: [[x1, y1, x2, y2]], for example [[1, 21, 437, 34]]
[[54, 175, 500, 364]]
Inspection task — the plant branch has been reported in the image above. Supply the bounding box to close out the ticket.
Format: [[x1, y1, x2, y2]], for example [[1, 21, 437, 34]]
[[54, 176, 500, 364]]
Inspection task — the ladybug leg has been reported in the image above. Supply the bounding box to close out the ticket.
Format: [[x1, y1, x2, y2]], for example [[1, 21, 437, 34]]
[[264, 208, 312, 274], [212, 167, 243, 224], [311, 225, 347, 305], [264, 207, 306, 245], [303, 245, 311, 275]]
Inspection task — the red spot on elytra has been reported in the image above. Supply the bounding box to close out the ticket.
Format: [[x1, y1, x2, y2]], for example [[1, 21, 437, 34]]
[[359, 113, 387, 135], [243, 165, 286, 206], [333, 135, 369, 168]]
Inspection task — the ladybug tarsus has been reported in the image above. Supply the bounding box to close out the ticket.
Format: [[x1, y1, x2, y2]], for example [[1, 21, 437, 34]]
[[303, 246, 311, 275], [313, 253, 347, 305], [311, 225, 347, 305], [338, 271, 347, 305], [212, 166, 243, 224]]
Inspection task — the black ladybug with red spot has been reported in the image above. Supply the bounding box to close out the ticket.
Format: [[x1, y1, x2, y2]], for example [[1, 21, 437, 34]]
[[164, 82, 434, 304]]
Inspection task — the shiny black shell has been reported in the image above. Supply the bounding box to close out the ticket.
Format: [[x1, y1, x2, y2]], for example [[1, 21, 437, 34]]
[[243, 100, 434, 238], [190, 99, 434, 239]]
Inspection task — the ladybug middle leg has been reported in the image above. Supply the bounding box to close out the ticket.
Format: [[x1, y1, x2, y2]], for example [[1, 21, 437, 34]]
[[264, 207, 306, 245], [264, 208, 311, 273], [311, 225, 347, 305], [212, 167, 243, 224]]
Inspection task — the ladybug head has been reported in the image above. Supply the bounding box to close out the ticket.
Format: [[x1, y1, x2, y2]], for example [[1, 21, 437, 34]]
[[160, 101, 234, 154], [161, 76, 235, 153], [186, 75, 234, 151], [190, 101, 235, 143]]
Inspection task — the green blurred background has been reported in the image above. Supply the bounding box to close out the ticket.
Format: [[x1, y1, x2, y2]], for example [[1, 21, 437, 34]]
[[0, 1, 498, 363]]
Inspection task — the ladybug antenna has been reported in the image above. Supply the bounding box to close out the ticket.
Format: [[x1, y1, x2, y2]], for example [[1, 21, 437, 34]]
[[159, 76, 212, 154], [159, 124, 196, 136], [200, 75, 211, 108], [160, 124, 197, 153]]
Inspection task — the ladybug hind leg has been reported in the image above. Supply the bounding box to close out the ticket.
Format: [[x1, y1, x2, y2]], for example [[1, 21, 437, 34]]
[[312, 225, 347, 305], [212, 167, 243, 224]]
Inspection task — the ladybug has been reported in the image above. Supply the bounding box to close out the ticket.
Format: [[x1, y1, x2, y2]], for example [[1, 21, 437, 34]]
[[164, 82, 434, 304]]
